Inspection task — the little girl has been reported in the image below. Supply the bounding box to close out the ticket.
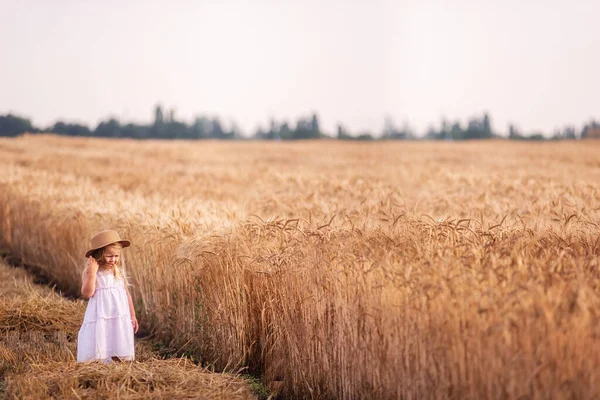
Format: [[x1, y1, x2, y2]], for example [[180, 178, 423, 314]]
[[77, 230, 138, 363]]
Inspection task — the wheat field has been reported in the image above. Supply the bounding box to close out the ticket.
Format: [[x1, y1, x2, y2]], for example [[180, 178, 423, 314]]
[[1, 134, 599, 399]]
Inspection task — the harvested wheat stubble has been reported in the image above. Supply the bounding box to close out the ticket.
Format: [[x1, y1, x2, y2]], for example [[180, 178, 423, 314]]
[[0, 266, 85, 379], [6, 359, 256, 400], [1, 260, 254, 400], [0, 289, 84, 334]]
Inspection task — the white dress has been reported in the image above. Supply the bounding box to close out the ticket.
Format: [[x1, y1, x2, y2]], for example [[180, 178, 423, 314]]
[[77, 269, 135, 362]]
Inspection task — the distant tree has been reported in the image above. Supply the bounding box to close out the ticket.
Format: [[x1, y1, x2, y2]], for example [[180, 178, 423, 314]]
[[401, 121, 415, 140], [254, 125, 266, 140], [551, 129, 562, 140], [508, 123, 547, 141], [464, 118, 481, 139], [150, 104, 166, 138], [0, 114, 35, 136], [482, 113, 492, 137], [356, 132, 374, 141], [382, 116, 395, 138], [529, 133, 545, 141], [190, 117, 210, 139], [51, 121, 91, 136], [440, 117, 451, 140], [382, 116, 411, 140], [425, 125, 441, 140], [464, 113, 492, 139], [228, 121, 242, 139], [311, 113, 320, 137], [293, 117, 311, 139], [581, 119, 599, 139], [95, 118, 122, 137], [209, 118, 224, 139], [120, 123, 149, 139], [337, 123, 353, 140], [563, 125, 577, 140], [450, 121, 463, 140], [165, 121, 188, 139], [265, 118, 279, 140], [290, 114, 321, 139], [508, 123, 520, 139], [279, 122, 292, 140], [154, 105, 164, 126]]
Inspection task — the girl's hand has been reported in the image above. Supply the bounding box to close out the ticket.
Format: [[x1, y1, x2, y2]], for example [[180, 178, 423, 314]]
[[86, 256, 99, 273], [131, 316, 139, 334]]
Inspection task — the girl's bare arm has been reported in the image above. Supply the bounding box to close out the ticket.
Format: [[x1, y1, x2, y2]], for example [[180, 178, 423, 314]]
[[126, 287, 139, 333], [81, 257, 98, 299]]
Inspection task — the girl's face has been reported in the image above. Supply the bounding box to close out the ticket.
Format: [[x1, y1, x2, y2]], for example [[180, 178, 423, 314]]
[[102, 244, 121, 268]]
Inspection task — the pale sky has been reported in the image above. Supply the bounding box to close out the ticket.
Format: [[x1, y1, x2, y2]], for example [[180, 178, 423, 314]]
[[1, 0, 598, 136]]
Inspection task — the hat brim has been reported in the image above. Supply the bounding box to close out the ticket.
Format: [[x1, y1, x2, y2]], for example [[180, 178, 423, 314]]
[[85, 240, 131, 258]]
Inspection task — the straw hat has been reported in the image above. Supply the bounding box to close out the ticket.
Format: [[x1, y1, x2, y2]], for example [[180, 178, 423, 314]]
[[85, 230, 131, 257]]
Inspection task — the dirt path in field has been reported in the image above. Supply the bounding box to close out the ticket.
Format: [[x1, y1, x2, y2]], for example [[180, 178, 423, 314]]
[[0, 257, 267, 400]]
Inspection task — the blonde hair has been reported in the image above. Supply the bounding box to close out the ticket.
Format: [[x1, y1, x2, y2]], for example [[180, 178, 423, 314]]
[[91, 243, 130, 286]]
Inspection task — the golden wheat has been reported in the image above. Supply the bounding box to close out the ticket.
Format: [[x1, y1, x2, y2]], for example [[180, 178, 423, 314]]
[[0, 134, 599, 399]]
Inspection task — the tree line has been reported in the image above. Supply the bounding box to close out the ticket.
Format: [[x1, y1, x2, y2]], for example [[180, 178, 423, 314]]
[[1, 105, 598, 140]]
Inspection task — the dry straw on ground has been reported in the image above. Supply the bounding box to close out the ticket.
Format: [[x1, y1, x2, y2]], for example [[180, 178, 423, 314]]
[[0, 260, 257, 400], [6, 359, 256, 400], [0, 260, 83, 380], [1, 135, 599, 399]]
